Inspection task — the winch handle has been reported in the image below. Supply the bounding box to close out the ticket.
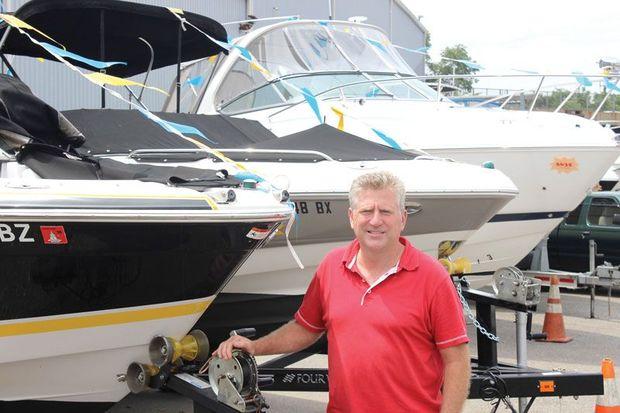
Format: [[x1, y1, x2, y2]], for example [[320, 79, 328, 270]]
[[230, 328, 257, 338]]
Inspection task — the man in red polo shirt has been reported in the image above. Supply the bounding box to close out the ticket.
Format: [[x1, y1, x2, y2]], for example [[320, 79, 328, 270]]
[[215, 171, 471, 412]]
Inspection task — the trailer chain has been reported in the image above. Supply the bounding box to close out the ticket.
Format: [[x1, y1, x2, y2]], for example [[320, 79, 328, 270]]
[[456, 280, 500, 342]]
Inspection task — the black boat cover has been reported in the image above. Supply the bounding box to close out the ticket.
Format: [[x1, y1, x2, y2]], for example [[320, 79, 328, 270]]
[[16, 143, 241, 189], [0, 73, 84, 151], [63, 109, 418, 162], [0, 0, 227, 78]]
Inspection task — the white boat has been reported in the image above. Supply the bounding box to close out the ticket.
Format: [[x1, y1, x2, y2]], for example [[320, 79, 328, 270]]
[[185, 18, 619, 275], [64, 109, 518, 343]]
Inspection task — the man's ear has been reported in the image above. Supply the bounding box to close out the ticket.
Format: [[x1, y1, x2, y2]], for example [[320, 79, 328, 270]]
[[401, 209, 407, 229], [348, 208, 354, 229]]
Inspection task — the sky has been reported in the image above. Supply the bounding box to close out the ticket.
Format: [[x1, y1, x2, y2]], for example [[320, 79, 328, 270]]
[[400, 0, 620, 92]]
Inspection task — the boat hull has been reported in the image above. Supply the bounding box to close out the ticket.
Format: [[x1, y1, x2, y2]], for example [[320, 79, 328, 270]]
[[0, 219, 281, 404], [427, 146, 618, 273]]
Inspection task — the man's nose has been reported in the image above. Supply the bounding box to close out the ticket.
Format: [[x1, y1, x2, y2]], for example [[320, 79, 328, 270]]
[[369, 209, 382, 225]]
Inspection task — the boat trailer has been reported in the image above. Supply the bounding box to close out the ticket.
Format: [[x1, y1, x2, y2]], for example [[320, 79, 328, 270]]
[[121, 269, 603, 413], [525, 238, 620, 319]]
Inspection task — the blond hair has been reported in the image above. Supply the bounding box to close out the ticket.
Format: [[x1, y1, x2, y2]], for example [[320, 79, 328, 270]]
[[349, 171, 405, 210]]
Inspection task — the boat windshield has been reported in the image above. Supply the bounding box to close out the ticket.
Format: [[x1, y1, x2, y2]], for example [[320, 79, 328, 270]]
[[211, 22, 438, 114], [162, 55, 221, 113]]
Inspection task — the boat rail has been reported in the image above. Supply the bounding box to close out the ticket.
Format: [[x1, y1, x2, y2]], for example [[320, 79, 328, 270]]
[[127, 148, 336, 162], [261, 73, 620, 121], [0, 148, 14, 161]]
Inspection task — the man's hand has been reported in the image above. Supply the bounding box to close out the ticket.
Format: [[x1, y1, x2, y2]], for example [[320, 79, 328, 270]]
[[214, 335, 256, 360], [212, 320, 322, 360]]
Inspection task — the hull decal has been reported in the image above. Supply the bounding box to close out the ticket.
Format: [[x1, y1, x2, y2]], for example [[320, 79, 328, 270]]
[[489, 211, 568, 223], [0, 298, 212, 337]]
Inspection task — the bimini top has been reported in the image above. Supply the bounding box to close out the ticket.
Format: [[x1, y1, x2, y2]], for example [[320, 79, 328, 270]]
[[0, 0, 228, 77]]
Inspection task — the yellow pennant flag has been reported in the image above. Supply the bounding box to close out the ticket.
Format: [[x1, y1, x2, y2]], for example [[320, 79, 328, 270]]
[[84, 72, 168, 95], [0, 13, 64, 48], [331, 107, 345, 131], [250, 61, 271, 76], [166, 7, 184, 15]]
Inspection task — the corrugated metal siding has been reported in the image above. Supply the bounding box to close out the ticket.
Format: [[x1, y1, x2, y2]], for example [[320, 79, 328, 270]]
[[5, 0, 247, 110], [252, 1, 327, 21], [332, 0, 391, 33], [391, 3, 426, 74], [4, 0, 424, 110]]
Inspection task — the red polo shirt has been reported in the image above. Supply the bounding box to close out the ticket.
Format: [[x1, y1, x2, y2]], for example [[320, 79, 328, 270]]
[[294, 237, 468, 412]]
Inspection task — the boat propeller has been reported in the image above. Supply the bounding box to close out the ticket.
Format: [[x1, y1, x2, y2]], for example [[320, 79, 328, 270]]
[[149, 329, 210, 367]]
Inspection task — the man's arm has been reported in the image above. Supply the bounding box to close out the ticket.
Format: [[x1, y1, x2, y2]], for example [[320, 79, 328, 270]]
[[439, 343, 471, 413], [214, 320, 323, 360]]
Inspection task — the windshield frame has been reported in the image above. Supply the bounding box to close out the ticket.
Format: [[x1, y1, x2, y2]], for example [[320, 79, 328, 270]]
[[218, 71, 440, 115], [213, 20, 428, 114]]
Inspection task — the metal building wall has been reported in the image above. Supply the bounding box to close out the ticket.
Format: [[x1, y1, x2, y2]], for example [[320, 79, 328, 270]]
[[5, 0, 425, 111], [6, 0, 247, 110], [391, 3, 426, 75]]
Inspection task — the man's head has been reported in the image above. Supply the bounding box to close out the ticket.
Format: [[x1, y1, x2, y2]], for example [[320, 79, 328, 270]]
[[348, 171, 407, 254]]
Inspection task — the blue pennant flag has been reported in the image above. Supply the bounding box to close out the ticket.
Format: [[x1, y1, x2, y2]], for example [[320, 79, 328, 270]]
[[232, 45, 253, 61], [604, 78, 620, 93], [455, 59, 483, 70], [573, 73, 592, 87], [186, 76, 204, 87], [234, 171, 265, 182], [366, 38, 387, 53], [164, 120, 216, 143], [137, 108, 216, 144], [371, 128, 401, 149], [510, 68, 539, 74], [39, 42, 126, 69], [366, 87, 381, 97], [210, 37, 232, 52], [300, 87, 323, 123]]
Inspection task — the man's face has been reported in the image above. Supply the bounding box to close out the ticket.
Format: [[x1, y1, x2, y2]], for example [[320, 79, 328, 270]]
[[348, 188, 407, 253]]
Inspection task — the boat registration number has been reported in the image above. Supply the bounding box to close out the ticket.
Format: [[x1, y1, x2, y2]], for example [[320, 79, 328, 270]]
[[0, 223, 34, 243]]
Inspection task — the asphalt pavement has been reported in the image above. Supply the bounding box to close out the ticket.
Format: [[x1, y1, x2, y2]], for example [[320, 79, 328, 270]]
[[109, 288, 620, 413]]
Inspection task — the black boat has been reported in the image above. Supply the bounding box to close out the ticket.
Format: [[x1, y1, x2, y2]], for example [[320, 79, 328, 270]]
[[0, 0, 291, 410]]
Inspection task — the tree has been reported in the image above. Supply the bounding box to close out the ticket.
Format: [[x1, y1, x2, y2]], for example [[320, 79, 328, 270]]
[[427, 44, 479, 93]]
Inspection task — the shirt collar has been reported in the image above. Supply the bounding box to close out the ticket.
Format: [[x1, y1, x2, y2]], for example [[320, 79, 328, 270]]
[[342, 237, 419, 272]]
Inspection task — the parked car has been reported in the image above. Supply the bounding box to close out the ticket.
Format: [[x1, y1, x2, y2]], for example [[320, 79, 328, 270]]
[[547, 191, 620, 272]]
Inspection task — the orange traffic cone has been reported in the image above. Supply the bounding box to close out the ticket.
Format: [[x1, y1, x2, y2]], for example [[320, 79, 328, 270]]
[[539, 275, 572, 343], [595, 358, 620, 412]]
